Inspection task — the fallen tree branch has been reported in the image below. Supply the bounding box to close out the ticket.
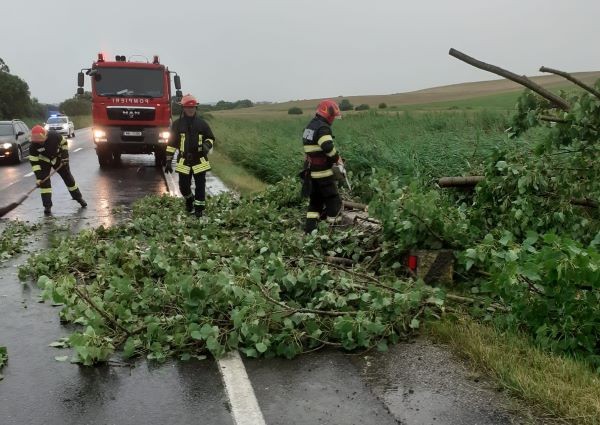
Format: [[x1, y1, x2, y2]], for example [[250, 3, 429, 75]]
[[449, 48, 571, 110], [539, 66, 600, 100], [343, 200, 368, 211], [438, 176, 484, 188], [324, 256, 354, 267]]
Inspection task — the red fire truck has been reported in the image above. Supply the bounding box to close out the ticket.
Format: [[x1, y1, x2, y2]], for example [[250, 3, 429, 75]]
[[77, 53, 182, 167]]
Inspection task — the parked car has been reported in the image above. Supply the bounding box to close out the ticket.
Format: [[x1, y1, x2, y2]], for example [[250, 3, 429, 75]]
[[0, 120, 31, 164], [44, 114, 75, 138]]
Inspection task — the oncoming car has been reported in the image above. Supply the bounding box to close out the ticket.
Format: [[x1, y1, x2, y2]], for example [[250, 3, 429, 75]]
[[0, 120, 31, 164], [44, 115, 75, 138]]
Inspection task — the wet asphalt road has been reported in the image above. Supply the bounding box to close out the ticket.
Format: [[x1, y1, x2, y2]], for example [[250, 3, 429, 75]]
[[0, 129, 525, 424]]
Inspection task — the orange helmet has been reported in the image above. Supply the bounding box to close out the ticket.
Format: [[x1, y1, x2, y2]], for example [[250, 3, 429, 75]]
[[180, 94, 199, 107], [316, 99, 341, 124], [31, 125, 48, 142]]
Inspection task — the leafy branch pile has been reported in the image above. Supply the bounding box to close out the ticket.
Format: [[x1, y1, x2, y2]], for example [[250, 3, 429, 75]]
[[0, 220, 37, 262], [19, 180, 444, 365], [367, 85, 600, 368]]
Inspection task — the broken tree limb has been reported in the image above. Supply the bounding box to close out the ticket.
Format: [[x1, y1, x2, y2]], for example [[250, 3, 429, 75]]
[[438, 176, 484, 188], [439, 175, 599, 208], [538, 115, 569, 124], [539, 66, 600, 100], [449, 48, 571, 111], [324, 256, 354, 267], [343, 200, 368, 211]]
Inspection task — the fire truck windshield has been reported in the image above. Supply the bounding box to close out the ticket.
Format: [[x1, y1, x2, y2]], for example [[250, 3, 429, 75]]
[[95, 67, 164, 98]]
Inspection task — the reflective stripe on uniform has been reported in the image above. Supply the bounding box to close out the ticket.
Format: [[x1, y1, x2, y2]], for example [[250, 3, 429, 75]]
[[325, 147, 337, 157], [179, 134, 186, 152], [306, 212, 320, 219], [40, 188, 52, 194], [166, 146, 176, 153], [193, 200, 206, 206], [32, 165, 41, 172], [197, 135, 203, 146], [29, 155, 39, 162], [68, 184, 78, 191], [317, 135, 333, 146], [310, 169, 334, 178], [304, 145, 322, 153], [192, 158, 211, 174], [38, 155, 52, 163], [175, 158, 191, 174]]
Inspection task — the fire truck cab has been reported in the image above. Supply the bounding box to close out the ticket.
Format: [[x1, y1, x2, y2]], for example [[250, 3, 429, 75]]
[[77, 53, 182, 167]]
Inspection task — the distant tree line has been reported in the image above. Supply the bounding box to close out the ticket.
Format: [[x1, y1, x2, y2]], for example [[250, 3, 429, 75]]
[[172, 98, 254, 115], [0, 57, 52, 120]]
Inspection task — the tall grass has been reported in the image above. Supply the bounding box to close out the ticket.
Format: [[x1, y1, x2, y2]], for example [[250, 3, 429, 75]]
[[211, 110, 512, 185]]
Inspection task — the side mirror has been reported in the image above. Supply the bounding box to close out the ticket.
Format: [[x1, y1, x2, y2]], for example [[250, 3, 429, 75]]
[[77, 87, 84, 95], [174, 75, 181, 90], [77, 72, 84, 87]]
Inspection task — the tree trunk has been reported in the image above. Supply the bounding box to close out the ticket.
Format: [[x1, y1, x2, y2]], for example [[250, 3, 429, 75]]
[[438, 176, 484, 188], [448, 48, 571, 111]]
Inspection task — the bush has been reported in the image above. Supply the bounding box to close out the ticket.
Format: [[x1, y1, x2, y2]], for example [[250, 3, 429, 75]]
[[287, 107, 303, 115], [355, 104, 370, 111], [378, 103, 387, 109], [339, 99, 353, 111]]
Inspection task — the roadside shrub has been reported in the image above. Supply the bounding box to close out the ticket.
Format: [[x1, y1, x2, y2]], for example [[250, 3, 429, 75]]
[[355, 104, 370, 111], [339, 99, 353, 111], [378, 102, 387, 109], [287, 107, 303, 115]]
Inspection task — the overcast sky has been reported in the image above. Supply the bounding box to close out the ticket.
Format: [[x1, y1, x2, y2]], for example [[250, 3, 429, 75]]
[[2, 0, 599, 104]]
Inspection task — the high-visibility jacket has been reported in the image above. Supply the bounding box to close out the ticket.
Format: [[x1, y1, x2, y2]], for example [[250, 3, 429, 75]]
[[166, 115, 215, 175], [28, 131, 68, 180], [302, 115, 340, 179]]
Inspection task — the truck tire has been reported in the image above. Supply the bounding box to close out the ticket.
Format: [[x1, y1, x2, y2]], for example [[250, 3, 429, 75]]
[[97, 150, 111, 168], [154, 150, 166, 167]]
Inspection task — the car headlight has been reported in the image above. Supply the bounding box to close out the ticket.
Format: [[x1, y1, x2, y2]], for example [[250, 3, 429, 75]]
[[2, 143, 12, 149], [94, 129, 107, 142], [62, 124, 68, 129], [44, 124, 49, 130], [159, 131, 170, 142]]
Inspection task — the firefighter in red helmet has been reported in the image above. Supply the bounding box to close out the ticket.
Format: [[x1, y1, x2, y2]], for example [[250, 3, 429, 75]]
[[301, 99, 344, 233], [164, 94, 215, 218], [29, 125, 87, 215]]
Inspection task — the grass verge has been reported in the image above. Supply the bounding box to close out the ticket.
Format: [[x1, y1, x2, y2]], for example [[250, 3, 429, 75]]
[[208, 148, 267, 196], [429, 316, 600, 424]]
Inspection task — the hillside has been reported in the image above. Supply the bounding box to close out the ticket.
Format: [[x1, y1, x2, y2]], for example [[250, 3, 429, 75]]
[[216, 71, 600, 116]]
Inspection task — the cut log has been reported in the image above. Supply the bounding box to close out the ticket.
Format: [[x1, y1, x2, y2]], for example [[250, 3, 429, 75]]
[[343, 200, 368, 211], [449, 48, 571, 111], [438, 176, 484, 188]]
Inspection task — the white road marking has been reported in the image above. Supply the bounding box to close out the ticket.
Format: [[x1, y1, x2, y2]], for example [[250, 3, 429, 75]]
[[24, 172, 34, 177], [73, 148, 83, 153], [163, 170, 265, 425], [218, 351, 267, 425]]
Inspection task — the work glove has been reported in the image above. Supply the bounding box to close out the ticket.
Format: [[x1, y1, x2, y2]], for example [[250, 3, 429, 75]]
[[164, 161, 173, 174], [36, 180, 42, 187]]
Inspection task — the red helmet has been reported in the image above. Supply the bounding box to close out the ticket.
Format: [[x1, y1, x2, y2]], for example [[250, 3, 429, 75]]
[[316, 99, 341, 124], [31, 125, 48, 142], [180, 94, 199, 107]]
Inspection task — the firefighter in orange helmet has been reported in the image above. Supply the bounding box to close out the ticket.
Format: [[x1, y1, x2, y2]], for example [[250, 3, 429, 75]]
[[301, 99, 344, 233], [29, 125, 87, 215], [164, 94, 215, 217]]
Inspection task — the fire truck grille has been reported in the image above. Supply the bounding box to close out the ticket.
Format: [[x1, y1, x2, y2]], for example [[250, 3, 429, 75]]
[[107, 107, 156, 121]]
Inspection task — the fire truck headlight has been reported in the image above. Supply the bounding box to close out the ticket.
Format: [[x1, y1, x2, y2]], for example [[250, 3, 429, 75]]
[[94, 129, 107, 142], [2, 143, 12, 149], [159, 131, 170, 142]]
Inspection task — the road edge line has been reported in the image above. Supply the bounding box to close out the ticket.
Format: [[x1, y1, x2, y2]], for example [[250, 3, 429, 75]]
[[162, 170, 266, 425]]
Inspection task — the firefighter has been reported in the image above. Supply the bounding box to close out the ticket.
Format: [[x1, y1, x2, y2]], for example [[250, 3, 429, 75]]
[[164, 94, 215, 218], [302, 99, 345, 233], [29, 125, 87, 215]]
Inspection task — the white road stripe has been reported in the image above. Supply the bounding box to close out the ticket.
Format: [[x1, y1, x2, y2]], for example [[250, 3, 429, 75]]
[[24, 172, 34, 177], [162, 169, 265, 425], [73, 148, 83, 153], [218, 352, 267, 425]]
